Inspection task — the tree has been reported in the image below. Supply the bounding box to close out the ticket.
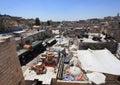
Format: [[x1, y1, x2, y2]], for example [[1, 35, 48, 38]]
[[27, 21, 34, 29], [0, 19, 6, 32], [47, 20, 52, 26], [35, 18, 40, 26]]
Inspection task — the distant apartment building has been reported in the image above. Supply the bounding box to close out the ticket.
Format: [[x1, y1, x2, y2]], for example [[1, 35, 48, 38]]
[[0, 35, 25, 85]]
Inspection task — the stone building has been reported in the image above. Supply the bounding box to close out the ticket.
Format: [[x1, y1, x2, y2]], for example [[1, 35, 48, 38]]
[[0, 36, 25, 85], [79, 33, 118, 53], [107, 28, 120, 42], [89, 25, 101, 33], [14, 29, 46, 46], [116, 43, 120, 59]]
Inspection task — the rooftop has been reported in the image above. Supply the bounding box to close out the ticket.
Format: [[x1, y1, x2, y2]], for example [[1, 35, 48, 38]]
[[22, 36, 120, 85], [0, 35, 12, 43], [79, 33, 106, 43], [24, 65, 57, 85], [14, 29, 45, 41]]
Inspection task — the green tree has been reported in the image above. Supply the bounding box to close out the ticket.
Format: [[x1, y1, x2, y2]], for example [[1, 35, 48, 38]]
[[89, 45, 96, 50], [0, 19, 6, 32], [27, 21, 34, 29], [35, 18, 40, 25], [47, 20, 52, 26]]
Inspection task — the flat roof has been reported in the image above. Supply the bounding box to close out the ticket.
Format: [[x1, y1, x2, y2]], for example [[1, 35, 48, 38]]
[[17, 49, 29, 56], [24, 30, 45, 38], [0, 35, 12, 43], [24, 66, 57, 84], [79, 33, 106, 43], [14, 30, 45, 40]]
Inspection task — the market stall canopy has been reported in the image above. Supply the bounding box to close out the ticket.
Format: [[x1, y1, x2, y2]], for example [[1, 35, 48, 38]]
[[77, 49, 120, 75]]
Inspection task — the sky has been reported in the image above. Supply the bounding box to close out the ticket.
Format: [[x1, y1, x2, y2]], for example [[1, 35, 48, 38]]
[[0, 0, 120, 21]]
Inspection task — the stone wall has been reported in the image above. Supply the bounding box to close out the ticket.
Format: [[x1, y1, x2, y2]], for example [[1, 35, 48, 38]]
[[16, 30, 47, 45], [56, 80, 90, 85], [79, 41, 118, 54], [107, 29, 120, 42], [0, 38, 25, 85]]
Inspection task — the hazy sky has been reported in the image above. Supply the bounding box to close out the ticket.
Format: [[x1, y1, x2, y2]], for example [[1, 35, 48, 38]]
[[0, 0, 120, 21]]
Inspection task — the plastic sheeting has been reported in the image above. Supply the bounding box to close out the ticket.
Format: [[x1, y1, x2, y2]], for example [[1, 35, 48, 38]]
[[86, 72, 106, 84], [77, 49, 120, 75]]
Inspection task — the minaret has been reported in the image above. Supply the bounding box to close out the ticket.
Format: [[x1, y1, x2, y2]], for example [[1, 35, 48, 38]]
[[117, 13, 119, 17]]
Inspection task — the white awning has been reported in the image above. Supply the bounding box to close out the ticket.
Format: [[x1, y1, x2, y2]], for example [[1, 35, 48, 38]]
[[77, 49, 120, 75]]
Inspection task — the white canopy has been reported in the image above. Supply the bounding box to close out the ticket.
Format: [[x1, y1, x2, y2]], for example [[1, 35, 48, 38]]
[[77, 49, 120, 75]]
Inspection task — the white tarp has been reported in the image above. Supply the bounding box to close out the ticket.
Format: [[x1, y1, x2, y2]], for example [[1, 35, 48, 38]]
[[86, 72, 106, 84], [77, 49, 120, 75]]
